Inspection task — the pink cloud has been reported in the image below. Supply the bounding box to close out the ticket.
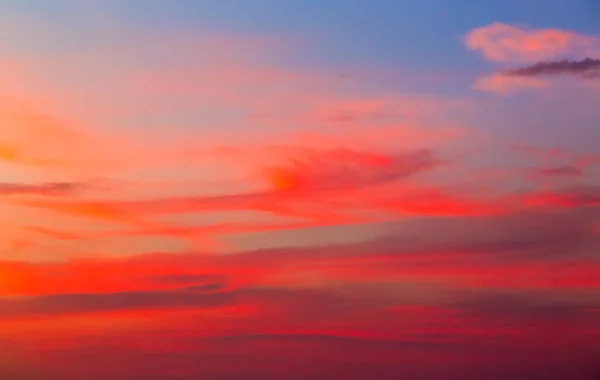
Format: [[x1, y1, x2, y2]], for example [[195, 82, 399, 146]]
[[473, 73, 549, 94], [464, 22, 598, 63], [465, 23, 600, 94]]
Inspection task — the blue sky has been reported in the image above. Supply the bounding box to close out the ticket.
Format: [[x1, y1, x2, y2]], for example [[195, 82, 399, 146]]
[[105, 0, 600, 69]]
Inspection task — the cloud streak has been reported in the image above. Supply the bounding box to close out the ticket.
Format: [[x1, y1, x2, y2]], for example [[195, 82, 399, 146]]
[[0, 182, 83, 197], [502, 58, 600, 78]]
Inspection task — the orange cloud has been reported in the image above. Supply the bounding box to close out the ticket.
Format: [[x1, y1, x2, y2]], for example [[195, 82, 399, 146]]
[[0, 101, 109, 170]]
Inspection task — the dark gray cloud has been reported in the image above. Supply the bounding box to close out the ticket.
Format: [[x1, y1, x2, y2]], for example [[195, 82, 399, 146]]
[[502, 58, 600, 78]]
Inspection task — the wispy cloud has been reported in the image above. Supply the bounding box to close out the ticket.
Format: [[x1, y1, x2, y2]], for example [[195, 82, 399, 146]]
[[472, 73, 549, 94], [501, 58, 600, 78]]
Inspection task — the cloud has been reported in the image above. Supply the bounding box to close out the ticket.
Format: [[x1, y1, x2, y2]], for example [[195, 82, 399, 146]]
[[10, 146, 444, 230], [0, 287, 235, 319], [525, 186, 600, 207], [262, 148, 439, 193], [2, 276, 598, 378], [3, 205, 599, 300], [464, 22, 598, 63], [511, 144, 570, 160], [9, 148, 598, 251], [453, 290, 599, 321], [0, 282, 400, 322], [501, 58, 600, 78], [2, 205, 598, 376], [0, 102, 131, 173], [466, 23, 600, 93], [473, 73, 548, 94], [0, 182, 82, 197], [524, 165, 584, 179]]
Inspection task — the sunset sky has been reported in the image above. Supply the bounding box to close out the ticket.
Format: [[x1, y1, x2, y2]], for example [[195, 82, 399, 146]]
[[1, 1, 599, 379]]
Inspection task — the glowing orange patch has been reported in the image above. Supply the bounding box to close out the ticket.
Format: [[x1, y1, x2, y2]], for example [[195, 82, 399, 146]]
[[0, 144, 19, 161], [264, 167, 299, 191]]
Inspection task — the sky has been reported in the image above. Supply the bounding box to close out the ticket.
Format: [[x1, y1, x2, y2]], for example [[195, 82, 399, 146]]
[[0, 0, 599, 379]]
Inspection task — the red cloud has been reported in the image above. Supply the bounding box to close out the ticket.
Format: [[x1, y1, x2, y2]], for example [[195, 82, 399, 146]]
[[262, 148, 439, 193], [524, 187, 600, 207]]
